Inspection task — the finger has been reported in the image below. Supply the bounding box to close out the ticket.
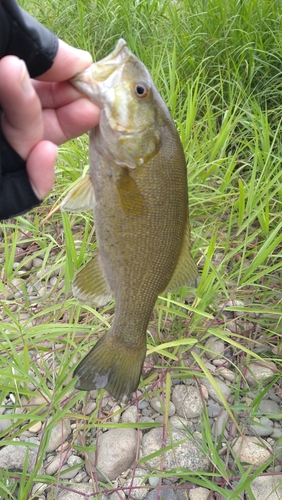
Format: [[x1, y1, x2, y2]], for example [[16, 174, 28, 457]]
[[0, 56, 44, 160], [41, 98, 100, 145], [32, 79, 95, 109], [26, 141, 58, 199], [36, 40, 93, 82]]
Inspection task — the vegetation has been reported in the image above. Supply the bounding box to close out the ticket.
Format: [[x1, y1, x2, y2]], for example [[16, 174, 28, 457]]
[[0, 0, 281, 498]]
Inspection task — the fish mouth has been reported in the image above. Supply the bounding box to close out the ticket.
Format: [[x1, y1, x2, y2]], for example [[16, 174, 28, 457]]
[[70, 39, 130, 103]]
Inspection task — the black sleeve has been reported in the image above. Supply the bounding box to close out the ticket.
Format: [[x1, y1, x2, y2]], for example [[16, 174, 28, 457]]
[[0, 0, 59, 220]]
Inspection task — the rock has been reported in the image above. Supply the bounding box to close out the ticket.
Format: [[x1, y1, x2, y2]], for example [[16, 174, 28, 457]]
[[87, 428, 138, 480], [122, 406, 138, 423], [0, 417, 12, 434], [169, 415, 192, 431], [216, 367, 235, 382], [124, 468, 147, 499], [29, 421, 42, 433], [45, 419, 72, 452], [232, 436, 272, 469], [205, 336, 225, 359], [248, 422, 274, 437], [212, 410, 229, 437], [57, 484, 97, 499], [150, 397, 175, 417], [247, 474, 282, 500], [146, 488, 177, 500], [0, 445, 43, 474], [45, 452, 71, 476], [111, 405, 121, 423], [201, 378, 231, 404], [142, 428, 209, 473], [244, 361, 277, 387], [189, 487, 211, 500], [171, 385, 203, 419], [259, 399, 282, 419]]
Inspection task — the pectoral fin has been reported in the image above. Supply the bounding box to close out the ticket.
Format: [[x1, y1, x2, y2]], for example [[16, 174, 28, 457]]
[[165, 222, 198, 292], [116, 168, 144, 216], [73, 251, 113, 307], [61, 175, 95, 212]]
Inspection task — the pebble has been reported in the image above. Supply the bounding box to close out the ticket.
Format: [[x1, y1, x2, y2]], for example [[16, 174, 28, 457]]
[[171, 385, 203, 419], [212, 409, 229, 437], [45, 453, 70, 476], [232, 436, 272, 469], [45, 419, 72, 452], [122, 405, 138, 423], [201, 378, 231, 403], [259, 399, 281, 419], [57, 483, 97, 499], [205, 336, 225, 359], [247, 474, 282, 500], [124, 468, 147, 500], [244, 361, 277, 387], [150, 397, 175, 416], [87, 428, 138, 480], [0, 417, 12, 433], [248, 421, 274, 437], [142, 428, 209, 474], [189, 487, 211, 500], [0, 445, 43, 474], [29, 420, 42, 433], [146, 488, 177, 500]]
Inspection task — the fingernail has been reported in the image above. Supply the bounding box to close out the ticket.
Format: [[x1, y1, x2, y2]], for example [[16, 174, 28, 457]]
[[20, 61, 33, 95]]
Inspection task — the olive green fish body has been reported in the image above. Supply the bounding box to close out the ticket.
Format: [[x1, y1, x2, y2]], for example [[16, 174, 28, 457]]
[[62, 39, 197, 401]]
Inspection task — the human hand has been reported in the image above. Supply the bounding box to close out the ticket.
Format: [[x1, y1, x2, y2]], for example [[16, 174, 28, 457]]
[[0, 40, 100, 200]]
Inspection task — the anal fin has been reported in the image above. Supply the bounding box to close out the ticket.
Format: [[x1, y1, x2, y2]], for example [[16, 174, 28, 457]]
[[73, 250, 113, 307], [61, 175, 95, 212], [165, 221, 198, 292]]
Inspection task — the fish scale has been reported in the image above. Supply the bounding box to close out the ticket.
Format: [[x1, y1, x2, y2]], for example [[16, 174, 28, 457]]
[[61, 39, 197, 401]]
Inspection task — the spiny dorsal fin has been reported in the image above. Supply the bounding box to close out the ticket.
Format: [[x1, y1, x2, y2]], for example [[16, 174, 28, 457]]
[[61, 175, 95, 212], [165, 221, 198, 292], [73, 251, 113, 307]]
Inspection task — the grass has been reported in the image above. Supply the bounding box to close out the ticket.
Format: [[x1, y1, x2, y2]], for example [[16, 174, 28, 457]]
[[0, 0, 282, 498]]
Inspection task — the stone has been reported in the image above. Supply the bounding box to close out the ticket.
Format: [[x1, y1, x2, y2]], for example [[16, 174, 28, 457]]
[[124, 468, 148, 499], [259, 399, 282, 420], [57, 484, 97, 499], [142, 428, 209, 473], [189, 487, 211, 500], [122, 406, 138, 423], [0, 417, 12, 434], [171, 385, 203, 419], [146, 488, 177, 500], [201, 378, 231, 404], [45, 419, 72, 452], [150, 397, 175, 417], [244, 361, 277, 387], [29, 421, 42, 433], [0, 445, 43, 474], [205, 336, 225, 359], [232, 436, 272, 469], [247, 474, 282, 500], [87, 428, 138, 480]]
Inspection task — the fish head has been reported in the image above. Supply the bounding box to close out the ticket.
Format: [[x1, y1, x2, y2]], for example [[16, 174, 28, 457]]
[[71, 39, 163, 168]]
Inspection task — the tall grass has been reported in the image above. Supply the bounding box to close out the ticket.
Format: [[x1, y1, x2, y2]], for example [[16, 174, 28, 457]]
[[0, 0, 281, 498]]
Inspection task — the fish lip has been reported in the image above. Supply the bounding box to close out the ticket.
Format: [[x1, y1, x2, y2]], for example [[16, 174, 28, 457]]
[[70, 38, 130, 98]]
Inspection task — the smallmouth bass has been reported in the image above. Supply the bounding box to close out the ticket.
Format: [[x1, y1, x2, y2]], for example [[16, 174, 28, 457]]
[[62, 39, 197, 401]]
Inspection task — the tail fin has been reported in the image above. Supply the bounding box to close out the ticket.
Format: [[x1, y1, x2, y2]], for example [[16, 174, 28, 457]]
[[74, 331, 146, 402]]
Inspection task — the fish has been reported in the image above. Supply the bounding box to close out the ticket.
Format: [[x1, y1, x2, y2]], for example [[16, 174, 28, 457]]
[[61, 39, 198, 402]]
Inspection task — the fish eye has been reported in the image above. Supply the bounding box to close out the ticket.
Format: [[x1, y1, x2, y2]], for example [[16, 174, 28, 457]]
[[134, 82, 150, 99]]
